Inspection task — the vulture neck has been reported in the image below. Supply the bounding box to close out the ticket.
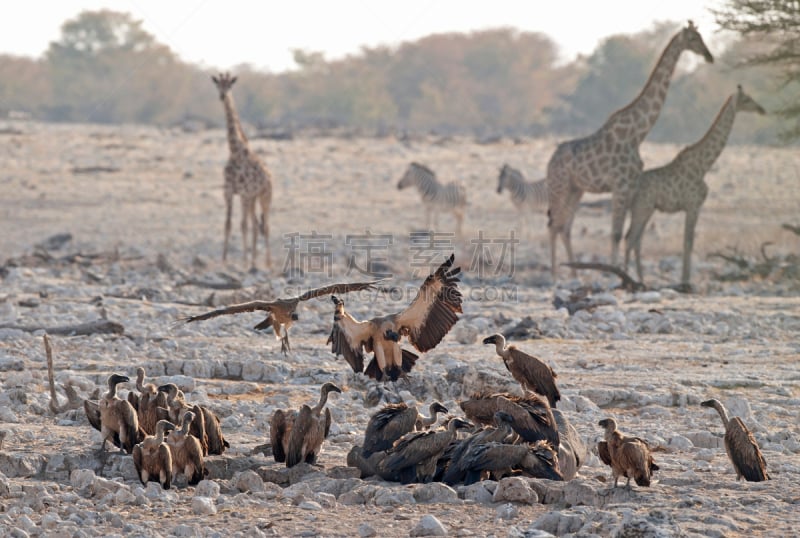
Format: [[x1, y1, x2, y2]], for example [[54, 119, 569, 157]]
[[135, 369, 146, 392], [419, 405, 440, 428], [106, 379, 119, 399], [180, 418, 192, 435], [313, 387, 332, 415], [709, 400, 730, 426], [493, 336, 509, 357], [154, 423, 168, 443]]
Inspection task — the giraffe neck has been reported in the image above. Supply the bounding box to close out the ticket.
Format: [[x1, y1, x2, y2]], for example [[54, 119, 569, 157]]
[[221, 93, 248, 155], [680, 95, 736, 172], [606, 32, 686, 144]]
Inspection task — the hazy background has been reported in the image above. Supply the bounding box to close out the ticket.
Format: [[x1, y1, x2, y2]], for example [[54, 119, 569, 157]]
[[0, 2, 793, 143]]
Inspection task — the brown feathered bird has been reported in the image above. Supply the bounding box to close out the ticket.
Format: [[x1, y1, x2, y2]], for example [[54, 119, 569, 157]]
[[597, 418, 658, 488], [270, 382, 342, 467], [459, 392, 560, 450], [133, 419, 174, 490], [95, 374, 140, 454], [701, 398, 770, 482], [127, 367, 170, 436], [328, 254, 462, 381], [362, 401, 448, 457], [166, 411, 208, 485], [482, 333, 560, 408], [178, 280, 382, 354]]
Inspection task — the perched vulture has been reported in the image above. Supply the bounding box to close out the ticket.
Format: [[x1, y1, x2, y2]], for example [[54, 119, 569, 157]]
[[178, 280, 381, 354], [378, 417, 473, 484], [95, 374, 140, 454], [482, 333, 561, 408], [441, 411, 516, 485], [701, 398, 769, 482], [597, 418, 658, 488], [270, 382, 342, 467], [133, 419, 174, 490], [459, 392, 560, 450], [460, 440, 564, 485], [166, 411, 208, 485], [158, 383, 229, 456], [328, 254, 463, 381], [362, 402, 448, 457], [127, 367, 170, 435]]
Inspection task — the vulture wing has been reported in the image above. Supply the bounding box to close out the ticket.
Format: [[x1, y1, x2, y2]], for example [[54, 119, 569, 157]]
[[509, 347, 561, 407], [287, 405, 314, 467], [597, 440, 612, 466], [327, 312, 373, 374], [179, 301, 279, 323], [270, 409, 289, 463], [296, 280, 383, 302], [726, 417, 769, 481], [363, 404, 416, 456], [395, 254, 463, 352]]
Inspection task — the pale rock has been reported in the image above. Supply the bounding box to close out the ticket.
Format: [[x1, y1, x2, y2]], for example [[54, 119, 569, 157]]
[[195, 480, 220, 499], [634, 291, 662, 304], [495, 503, 518, 520], [161, 375, 195, 392], [374, 486, 416, 507], [492, 477, 538, 504], [453, 324, 479, 345], [114, 487, 136, 505], [725, 396, 753, 421], [234, 470, 265, 493], [694, 448, 716, 462], [41, 512, 61, 530], [90, 476, 120, 498], [191, 496, 217, 515], [461, 481, 496, 504], [410, 514, 448, 537], [182, 360, 213, 379], [70, 468, 96, 490], [412, 482, 459, 504], [667, 435, 693, 451], [298, 500, 322, 511], [315, 492, 336, 508], [529, 510, 584, 535], [242, 360, 265, 381], [358, 523, 377, 537], [172, 524, 198, 537]]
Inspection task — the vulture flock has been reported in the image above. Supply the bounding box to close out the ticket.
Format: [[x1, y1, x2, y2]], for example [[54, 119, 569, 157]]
[[82, 254, 770, 492]]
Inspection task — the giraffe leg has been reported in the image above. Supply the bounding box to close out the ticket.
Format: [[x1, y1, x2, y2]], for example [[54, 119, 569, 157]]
[[609, 191, 629, 267], [259, 190, 271, 268], [222, 191, 233, 262], [248, 198, 259, 270], [680, 208, 701, 290], [626, 201, 655, 284], [560, 190, 583, 277], [240, 196, 250, 265]]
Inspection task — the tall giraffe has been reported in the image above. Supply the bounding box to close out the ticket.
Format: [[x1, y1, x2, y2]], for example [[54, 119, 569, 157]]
[[625, 85, 766, 290], [212, 73, 273, 270], [546, 22, 714, 278]]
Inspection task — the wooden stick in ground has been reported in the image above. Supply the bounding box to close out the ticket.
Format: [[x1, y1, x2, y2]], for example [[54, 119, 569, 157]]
[[45, 334, 83, 414]]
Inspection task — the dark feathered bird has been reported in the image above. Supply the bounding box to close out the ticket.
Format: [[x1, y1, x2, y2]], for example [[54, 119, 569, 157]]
[[327, 254, 462, 381], [459, 392, 560, 449], [378, 417, 472, 484], [270, 382, 341, 467], [552, 408, 588, 481], [441, 411, 516, 485], [701, 398, 769, 482], [482, 333, 560, 408], [460, 440, 564, 485], [179, 280, 382, 354], [133, 419, 174, 490], [598, 418, 658, 488], [362, 402, 448, 457]]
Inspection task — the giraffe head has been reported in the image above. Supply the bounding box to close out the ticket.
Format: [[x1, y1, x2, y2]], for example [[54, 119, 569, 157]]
[[211, 72, 238, 100], [734, 85, 767, 115], [678, 21, 714, 64]]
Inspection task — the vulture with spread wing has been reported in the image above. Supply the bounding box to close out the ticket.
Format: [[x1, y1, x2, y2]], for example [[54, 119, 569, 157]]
[[179, 280, 382, 354], [327, 254, 462, 381]]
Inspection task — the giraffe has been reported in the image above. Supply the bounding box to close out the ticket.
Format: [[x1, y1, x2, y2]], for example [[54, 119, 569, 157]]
[[211, 72, 273, 270], [625, 85, 766, 291], [545, 21, 714, 278]]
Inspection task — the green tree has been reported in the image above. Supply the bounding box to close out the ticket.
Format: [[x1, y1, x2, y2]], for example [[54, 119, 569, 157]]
[[713, 0, 800, 139]]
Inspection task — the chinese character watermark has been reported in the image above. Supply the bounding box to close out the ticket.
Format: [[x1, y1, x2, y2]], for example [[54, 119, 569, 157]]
[[469, 230, 519, 279], [282, 232, 333, 276], [346, 231, 393, 278], [409, 231, 455, 277]]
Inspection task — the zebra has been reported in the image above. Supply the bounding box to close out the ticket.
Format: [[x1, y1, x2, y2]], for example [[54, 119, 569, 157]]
[[497, 164, 548, 238], [397, 162, 467, 237]]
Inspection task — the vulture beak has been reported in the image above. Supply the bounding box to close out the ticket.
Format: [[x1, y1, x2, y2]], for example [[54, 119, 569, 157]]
[[157, 384, 170, 393], [432, 402, 449, 414], [482, 335, 497, 345], [385, 329, 401, 342], [291, 313, 300, 321]]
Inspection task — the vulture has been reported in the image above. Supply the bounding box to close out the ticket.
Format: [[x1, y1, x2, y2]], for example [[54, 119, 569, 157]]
[[178, 280, 381, 354], [127, 367, 170, 435], [362, 402, 448, 457], [133, 419, 174, 490], [93, 374, 140, 454], [597, 418, 658, 488], [270, 382, 342, 467], [459, 392, 560, 450], [701, 398, 770, 482], [158, 383, 229, 456], [552, 408, 588, 481], [378, 417, 473, 484], [482, 333, 561, 408], [347, 445, 387, 480], [328, 254, 463, 381], [166, 410, 208, 485], [460, 440, 564, 486], [441, 411, 516, 485]]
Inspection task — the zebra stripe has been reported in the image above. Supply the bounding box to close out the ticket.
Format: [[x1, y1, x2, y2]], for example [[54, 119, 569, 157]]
[[398, 162, 467, 210], [497, 164, 548, 211]]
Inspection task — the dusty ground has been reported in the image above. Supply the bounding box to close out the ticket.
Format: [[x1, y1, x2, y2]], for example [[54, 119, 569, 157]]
[[0, 121, 799, 537]]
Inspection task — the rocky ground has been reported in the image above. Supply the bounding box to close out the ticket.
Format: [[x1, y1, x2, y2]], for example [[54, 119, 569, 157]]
[[0, 121, 799, 537]]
